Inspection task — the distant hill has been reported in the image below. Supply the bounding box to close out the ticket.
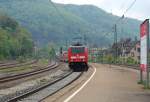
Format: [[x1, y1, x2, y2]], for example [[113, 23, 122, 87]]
[[0, 0, 141, 47]]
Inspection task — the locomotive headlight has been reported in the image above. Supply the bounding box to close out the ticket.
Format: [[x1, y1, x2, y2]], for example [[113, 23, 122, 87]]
[[80, 56, 85, 59], [71, 56, 76, 59]]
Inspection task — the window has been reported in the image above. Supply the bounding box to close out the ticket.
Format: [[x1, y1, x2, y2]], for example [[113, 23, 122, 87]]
[[137, 48, 140, 52], [138, 56, 140, 60], [71, 47, 85, 54]]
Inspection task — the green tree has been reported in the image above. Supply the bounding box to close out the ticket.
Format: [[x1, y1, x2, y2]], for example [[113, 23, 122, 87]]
[[0, 14, 34, 60]]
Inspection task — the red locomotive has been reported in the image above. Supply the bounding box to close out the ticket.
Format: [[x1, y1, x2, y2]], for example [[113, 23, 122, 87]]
[[68, 44, 88, 71]]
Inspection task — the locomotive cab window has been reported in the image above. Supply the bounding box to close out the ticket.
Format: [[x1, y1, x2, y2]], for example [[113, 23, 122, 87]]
[[71, 47, 85, 54]]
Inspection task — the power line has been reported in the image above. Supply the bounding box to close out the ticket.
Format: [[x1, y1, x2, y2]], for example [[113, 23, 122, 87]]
[[123, 0, 136, 16]]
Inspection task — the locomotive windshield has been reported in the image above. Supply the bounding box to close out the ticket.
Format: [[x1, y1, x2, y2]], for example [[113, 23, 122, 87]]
[[71, 47, 84, 54]]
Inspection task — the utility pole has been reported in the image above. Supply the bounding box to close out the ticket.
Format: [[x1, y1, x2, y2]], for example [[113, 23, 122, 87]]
[[65, 39, 68, 49], [114, 24, 117, 64], [83, 34, 87, 45], [113, 15, 124, 64]]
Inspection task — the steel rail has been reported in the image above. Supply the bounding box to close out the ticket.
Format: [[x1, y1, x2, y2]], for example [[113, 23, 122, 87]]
[[7, 71, 83, 102], [0, 60, 38, 70], [0, 62, 58, 83]]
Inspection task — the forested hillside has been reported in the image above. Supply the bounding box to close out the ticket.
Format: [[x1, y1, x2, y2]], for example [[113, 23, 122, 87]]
[[0, 14, 33, 60], [0, 0, 141, 47]]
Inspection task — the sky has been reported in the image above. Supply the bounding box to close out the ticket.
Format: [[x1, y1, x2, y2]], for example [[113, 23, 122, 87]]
[[52, 0, 150, 21]]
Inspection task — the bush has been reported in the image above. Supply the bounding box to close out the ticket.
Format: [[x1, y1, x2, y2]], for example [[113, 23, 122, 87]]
[[126, 57, 135, 65]]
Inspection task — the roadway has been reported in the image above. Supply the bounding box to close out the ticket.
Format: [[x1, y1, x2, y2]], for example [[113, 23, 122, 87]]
[[43, 64, 150, 102]]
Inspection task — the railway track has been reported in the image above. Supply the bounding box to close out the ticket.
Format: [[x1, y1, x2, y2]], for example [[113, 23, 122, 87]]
[[0, 60, 38, 70], [0, 62, 58, 83], [0, 64, 83, 102], [0, 61, 18, 67]]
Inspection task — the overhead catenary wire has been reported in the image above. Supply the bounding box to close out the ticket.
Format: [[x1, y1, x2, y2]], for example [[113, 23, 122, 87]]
[[49, 0, 70, 46], [112, 0, 137, 64], [122, 0, 137, 16], [113, 0, 137, 30], [116, 0, 137, 37], [49, 0, 66, 22], [49, 0, 88, 45]]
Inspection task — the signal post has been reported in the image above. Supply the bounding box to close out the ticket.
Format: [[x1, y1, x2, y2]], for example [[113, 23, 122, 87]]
[[140, 19, 149, 88]]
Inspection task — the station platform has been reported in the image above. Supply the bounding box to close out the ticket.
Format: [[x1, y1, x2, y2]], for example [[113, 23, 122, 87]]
[[44, 64, 150, 102]]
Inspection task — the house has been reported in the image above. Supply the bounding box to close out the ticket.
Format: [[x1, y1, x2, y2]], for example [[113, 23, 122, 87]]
[[111, 38, 140, 63], [129, 41, 140, 63]]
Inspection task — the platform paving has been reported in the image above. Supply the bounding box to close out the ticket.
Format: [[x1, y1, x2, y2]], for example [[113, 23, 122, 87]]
[[48, 64, 150, 102]]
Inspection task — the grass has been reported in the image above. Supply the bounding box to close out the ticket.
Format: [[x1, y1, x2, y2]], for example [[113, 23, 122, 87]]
[[37, 59, 49, 66], [138, 80, 150, 89], [0, 65, 34, 73], [0, 59, 49, 73], [138, 81, 144, 84]]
